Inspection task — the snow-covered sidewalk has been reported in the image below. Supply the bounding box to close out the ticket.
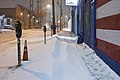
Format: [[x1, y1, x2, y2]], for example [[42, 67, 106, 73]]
[[0, 34, 120, 80]]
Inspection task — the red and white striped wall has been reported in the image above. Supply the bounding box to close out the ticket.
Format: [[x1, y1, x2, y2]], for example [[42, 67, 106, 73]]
[[96, 0, 120, 63]]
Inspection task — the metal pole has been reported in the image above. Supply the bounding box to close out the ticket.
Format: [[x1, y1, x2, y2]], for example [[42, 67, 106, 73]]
[[57, 15, 59, 32], [51, 25, 53, 36], [40, 0, 42, 28], [29, 0, 31, 29], [60, 0, 62, 30], [52, 0, 56, 34], [51, 28, 52, 36], [17, 38, 21, 66], [44, 32, 46, 44], [37, 0, 40, 28], [49, 13, 51, 26], [29, 0, 33, 29]]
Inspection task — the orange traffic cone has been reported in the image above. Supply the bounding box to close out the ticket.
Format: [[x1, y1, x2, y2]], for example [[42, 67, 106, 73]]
[[23, 40, 28, 61]]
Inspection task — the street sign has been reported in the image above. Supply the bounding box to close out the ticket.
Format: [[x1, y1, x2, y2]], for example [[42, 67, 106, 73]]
[[66, 0, 78, 6]]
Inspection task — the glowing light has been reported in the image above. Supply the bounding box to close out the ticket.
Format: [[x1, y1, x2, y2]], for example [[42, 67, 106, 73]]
[[20, 12, 23, 16], [32, 16, 35, 18], [65, 15, 68, 18], [47, 4, 51, 8], [58, 20, 60, 23], [3, 15, 5, 17], [36, 20, 38, 23]]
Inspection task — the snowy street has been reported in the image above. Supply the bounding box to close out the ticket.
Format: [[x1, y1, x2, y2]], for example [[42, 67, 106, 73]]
[[0, 29, 120, 80], [0, 29, 51, 79]]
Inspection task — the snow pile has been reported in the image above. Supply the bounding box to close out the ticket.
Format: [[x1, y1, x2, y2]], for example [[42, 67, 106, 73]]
[[54, 35, 120, 80], [51, 38, 95, 80], [54, 35, 78, 44], [62, 28, 71, 31], [75, 43, 120, 80], [0, 29, 12, 32]]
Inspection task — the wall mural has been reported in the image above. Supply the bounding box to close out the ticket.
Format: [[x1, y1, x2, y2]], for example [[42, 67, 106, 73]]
[[85, 7, 90, 35]]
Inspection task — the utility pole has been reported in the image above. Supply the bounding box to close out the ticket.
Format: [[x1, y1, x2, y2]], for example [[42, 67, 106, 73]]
[[30, 0, 33, 11], [40, 0, 42, 28], [37, 0, 40, 28], [57, 15, 59, 32], [29, 0, 34, 29], [49, 13, 51, 26], [60, 0, 62, 30], [52, 0, 56, 34], [64, 16, 65, 28]]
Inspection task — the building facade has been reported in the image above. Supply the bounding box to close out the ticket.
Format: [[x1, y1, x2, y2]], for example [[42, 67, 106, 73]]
[[0, 5, 31, 29], [0, 8, 16, 29], [71, 0, 120, 76], [96, 0, 120, 76]]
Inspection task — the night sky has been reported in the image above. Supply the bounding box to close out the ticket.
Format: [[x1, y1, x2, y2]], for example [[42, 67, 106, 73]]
[[0, 0, 53, 9], [0, 0, 69, 21]]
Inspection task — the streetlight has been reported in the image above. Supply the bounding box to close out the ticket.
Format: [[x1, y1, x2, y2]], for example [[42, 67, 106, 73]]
[[65, 15, 68, 18], [65, 15, 68, 28], [27, 14, 30, 17], [27, 14, 30, 29], [47, 4, 51, 27], [56, 15, 59, 32], [3, 15, 5, 17], [20, 12, 23, 16], [47, 4, 51, 8], [58, 20, 60, 23], [36, 20, 39, 23], [20, 12, 24, 29], [32, 16, 34, 18]]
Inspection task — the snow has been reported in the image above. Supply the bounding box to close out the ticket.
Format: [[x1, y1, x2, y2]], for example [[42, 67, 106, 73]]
[[75, 43, 120, 80], [62, 28, 71, 32], [53, 34, 77, 44], [0, 29, 12, 32], [0, 34, 120, 80]]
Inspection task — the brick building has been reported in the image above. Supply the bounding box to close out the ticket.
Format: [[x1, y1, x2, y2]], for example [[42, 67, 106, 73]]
[[96, 0, 120, 75], [0, 5, 30, 29]]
